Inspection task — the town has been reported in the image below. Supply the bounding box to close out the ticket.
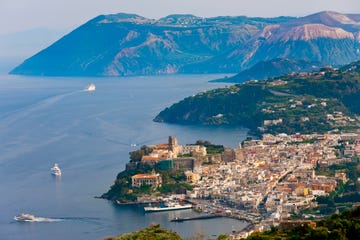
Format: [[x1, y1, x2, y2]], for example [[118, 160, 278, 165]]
[[107, 132, 360, 238]]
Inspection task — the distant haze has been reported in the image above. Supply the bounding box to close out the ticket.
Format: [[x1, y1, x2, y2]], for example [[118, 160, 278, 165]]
[[1, 0, 359, 67], [1, 0, 359, 35]]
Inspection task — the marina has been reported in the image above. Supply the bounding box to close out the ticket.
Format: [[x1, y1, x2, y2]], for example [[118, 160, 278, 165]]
[[171, 214, 222, 222]]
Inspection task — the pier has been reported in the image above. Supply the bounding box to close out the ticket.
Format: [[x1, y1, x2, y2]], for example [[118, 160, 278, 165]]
[[170, 214, 222, 222], [170, 213, 258, 223]]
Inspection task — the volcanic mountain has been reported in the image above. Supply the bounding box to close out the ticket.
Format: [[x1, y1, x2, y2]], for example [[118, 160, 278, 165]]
[[10, 11, 360, 77]]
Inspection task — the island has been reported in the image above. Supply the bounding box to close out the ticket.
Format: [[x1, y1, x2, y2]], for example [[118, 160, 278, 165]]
[[10, 11, 360, 77], [154, 60, 360, 136], [102, 131, 360, 238]]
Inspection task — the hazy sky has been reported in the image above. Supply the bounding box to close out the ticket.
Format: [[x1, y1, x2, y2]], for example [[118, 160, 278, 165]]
[[1, 0, 360, 35]]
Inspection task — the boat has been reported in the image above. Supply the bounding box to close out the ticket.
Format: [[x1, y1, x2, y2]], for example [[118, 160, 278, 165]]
[[50, 163, 62, 176], [14, 213, 58, 222], [85, 83, 96, 91], [144, 201, 192, 212], [14, 213, 36, 222]]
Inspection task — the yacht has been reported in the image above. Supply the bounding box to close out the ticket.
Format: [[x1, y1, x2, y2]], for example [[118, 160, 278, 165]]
[[85, 83, 96, 91], [14, 213, 36, 222], [51, 163, 62, 176]]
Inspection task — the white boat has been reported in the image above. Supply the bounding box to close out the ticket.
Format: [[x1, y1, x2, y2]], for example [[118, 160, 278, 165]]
[[51, 163, 62, 176], [14, 213, 36, 222], [85, 83, 96, 91], [14, 213, 58, 222], [144, 201, 192, 212]]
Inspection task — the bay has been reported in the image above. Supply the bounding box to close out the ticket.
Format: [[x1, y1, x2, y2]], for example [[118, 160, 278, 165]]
[[0, 74, 249, 240]]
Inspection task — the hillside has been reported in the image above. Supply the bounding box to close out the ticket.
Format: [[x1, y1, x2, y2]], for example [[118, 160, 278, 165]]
[[10, 11, 360, 77], [212, 58, 323, 83], [103, 207, 360, 240], [183, 11, 360, 73], [105, 224, 182, 240], [245, 207, 360, 240], [10, 13, 289, 77], [154, 61, 360, 135]]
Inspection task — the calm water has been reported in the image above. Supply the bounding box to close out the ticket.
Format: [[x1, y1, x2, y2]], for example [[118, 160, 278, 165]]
[[0, 74, 249, 240]]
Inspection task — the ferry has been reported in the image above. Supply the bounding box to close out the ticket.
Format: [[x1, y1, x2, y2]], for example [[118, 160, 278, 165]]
[[14, 213, 36, 222], [144, 201, 192, 212], [85, 83, 96, 91], [51, 163, 62, 176]]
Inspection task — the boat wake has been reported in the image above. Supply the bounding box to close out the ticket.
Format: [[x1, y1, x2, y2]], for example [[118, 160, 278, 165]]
[[26, 217, 63, 222], [0, 90, 83, 126], [14, 215, 100, 223], [14, 216, 63, 223]]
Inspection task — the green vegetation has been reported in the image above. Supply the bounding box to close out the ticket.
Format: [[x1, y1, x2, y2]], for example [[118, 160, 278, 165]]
[[155, 61, 360, 136], [103, 139, 223, 202], [105, 224, 182, 240], [157, 170, 193, 194], [194, 140, 224, 154], [104, 208, 360, 240], [101, 167, 192, 202], [303, 160, 360, 216], [129, 146, 153, 162], [244, 207, 360, 240]]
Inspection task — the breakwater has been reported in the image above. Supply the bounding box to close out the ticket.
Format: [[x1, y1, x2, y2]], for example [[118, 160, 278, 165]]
[[171, 214, 222, 222]]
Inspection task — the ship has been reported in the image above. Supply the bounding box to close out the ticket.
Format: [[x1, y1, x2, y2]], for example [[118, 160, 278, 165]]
[[85, 83, 96, 91], [144, 201, 192, 212], [50, 163, 62, 176]]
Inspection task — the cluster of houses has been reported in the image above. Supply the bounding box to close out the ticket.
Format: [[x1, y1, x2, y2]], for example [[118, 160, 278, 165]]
[[128, 132, 359, 229], [124, 132, 360, 238], [130, 136, 207, 188], [186, 132, 358, 219]]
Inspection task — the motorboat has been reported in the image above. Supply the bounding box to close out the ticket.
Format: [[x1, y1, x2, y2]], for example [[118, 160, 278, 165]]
[[14, 213, 57, 222], [85, 83, 96, 91], [51, 163, 62, 176], [14, 213, 36, 222]]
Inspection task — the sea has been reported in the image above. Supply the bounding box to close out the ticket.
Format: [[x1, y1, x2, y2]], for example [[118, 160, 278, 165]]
[[0, 73, 250, 240]]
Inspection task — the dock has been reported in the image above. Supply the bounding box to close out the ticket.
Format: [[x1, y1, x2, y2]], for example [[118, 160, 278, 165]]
[[170, 212, 259, 224], [170, 214, 222, 222]]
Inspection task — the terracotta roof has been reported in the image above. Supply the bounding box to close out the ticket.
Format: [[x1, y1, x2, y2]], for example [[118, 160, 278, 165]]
[[141, 156, 159, 161], [132, 173, 157, 179], [155, 143, 169, 149]]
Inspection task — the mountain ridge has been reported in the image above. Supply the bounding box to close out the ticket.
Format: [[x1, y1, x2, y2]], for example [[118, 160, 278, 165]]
[[10, 11, 360, 77], [212, 58, 323, 83]]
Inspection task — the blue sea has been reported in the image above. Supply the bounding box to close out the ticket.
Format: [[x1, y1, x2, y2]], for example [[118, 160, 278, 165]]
[[0, 74, 249, 240]]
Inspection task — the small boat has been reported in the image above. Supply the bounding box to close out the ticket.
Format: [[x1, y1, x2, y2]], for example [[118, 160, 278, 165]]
[[14, 213, 58, 222], [14, 213, 36, 222], [51, 163, 62, 176], [85, 83, 96, 91]]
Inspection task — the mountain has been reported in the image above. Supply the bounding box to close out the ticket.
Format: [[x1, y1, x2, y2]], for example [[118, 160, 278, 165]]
[[182, 11, 360, 73], [10, 13, 290, 77], [211, 58, 323, 83], [10, 11, 360, 77], [154, 60, 360, 135]]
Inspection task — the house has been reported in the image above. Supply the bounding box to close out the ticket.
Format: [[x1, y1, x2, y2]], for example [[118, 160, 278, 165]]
[[131, 171, 162, 188]]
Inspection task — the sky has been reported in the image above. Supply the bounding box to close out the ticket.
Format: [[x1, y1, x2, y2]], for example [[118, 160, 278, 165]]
[[1, 0, 360, 35], [0, 0, 360, 66]]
